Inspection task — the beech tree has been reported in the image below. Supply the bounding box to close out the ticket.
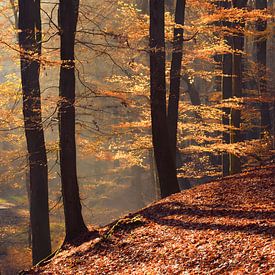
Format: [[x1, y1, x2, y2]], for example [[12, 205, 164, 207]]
[[18, 0, 51, 264], [167, 0, 191, 189], [221, 1, 232, 176], [149, 0, 180, 198], [230, 0, 248, 174], [58, 0, 88, 242], [255, 0, 271, 137], [167, 0, 187, 161]]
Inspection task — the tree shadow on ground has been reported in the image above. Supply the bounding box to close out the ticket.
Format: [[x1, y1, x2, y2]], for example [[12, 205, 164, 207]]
[[139, 201, 275, 237]]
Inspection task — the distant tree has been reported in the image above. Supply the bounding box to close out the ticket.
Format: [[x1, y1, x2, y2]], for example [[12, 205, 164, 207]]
[[255, 0, 271, 137], [149, 0, 180, 198], [136, 0, 149, 13], [230, 0, 248, 174], [9, 0, 18, 29], [58, 0, 88, 242], [221, 1, 232, 176], [18, 0, 51, 264], [182, 75, 201, 106]]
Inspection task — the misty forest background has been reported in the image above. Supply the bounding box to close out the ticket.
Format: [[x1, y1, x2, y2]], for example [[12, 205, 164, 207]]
[[0, 0, 274, 273]]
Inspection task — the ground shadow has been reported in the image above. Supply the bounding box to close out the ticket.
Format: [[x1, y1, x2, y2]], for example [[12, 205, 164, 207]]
[[138, 201, 275, 237]]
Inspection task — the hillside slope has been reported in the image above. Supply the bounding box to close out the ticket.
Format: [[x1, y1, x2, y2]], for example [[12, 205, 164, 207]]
[[30, 165, 274, 274]]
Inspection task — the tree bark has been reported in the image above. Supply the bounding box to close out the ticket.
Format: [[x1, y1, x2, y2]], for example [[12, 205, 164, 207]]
[[168, 0, 186, 161], [221, 1, 232, 176], [58, 0, 88, 242], [230, 0, 248, 174], [182, 75, 201, 106], [222, 51, 232, 176], [18, 0, 51, 264], [167, 0, 191, 190], [150, 0, 180, 198], [255, 0, 271, 137]]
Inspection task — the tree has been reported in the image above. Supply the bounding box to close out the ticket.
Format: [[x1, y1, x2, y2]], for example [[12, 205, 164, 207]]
[[221, 1, 232, 176], [230, 0, 248, 174], [182, 75, 201, 106], [168, 0, 187, 161], [167, 0, 191, 190], [149, 0, 180, 198], [58, 0, 88, 242], [18, 0, 51, 264], [255, 0, 271, 137], [9, 0, 18, 29]]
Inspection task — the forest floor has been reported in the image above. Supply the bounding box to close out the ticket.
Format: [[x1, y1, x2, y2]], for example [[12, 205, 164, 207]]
[[0, 197, 31, 274], [28, 165, 274, 274]]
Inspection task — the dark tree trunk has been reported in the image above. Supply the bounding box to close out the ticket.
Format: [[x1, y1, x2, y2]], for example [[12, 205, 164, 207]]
[[255, 0, 271, 137], [168, 0, 186, 160], [150, 0, 180, 198], [18, 0, 51, 264], [230, 0, 248, 174], [182, 75, 201, 106], [221, 1, 232, 176], [167, 0, 191, 190], [58, 0, 88, 242], [222, 51, 232, 176]]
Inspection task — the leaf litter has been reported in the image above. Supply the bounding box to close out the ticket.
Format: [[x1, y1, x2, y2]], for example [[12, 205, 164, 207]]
[[28, 165, 274, 274]]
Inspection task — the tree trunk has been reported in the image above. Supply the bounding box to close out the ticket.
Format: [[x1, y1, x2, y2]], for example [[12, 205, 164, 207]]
[[58, 0, 88, 242], [131, 166, 146, 209], [150, 0, 180, 198], [182, 75, 201, 106], [230, 0, 248, 174], [168, 0, 186, 161], [255, 0, 271, 137], [222, 51, 232, 176], [18, 0, 51, 264], [221, 1, 232, 176], [175, 148, 191, 189], [148, 149, 160, 200], [168, 0, 191, 190]]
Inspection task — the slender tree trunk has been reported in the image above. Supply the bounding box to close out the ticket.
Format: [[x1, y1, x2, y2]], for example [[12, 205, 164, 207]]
[[25, 160, 32, 248], [58, 0, 88, 242], [230, 43, 242, 174], [150, 0, 180, 198], [255, 0, 271, 137], [167, 0, 191, 190], [230, 0, 248, 174], [18, 0, 51, 264], [222, 51, 232, 176], [148, 149, 160, 200], [182, 75, 201, 106], [221, 1, 232, 176], [131, 166, 146, 209], [168, 0, 186, 160]]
